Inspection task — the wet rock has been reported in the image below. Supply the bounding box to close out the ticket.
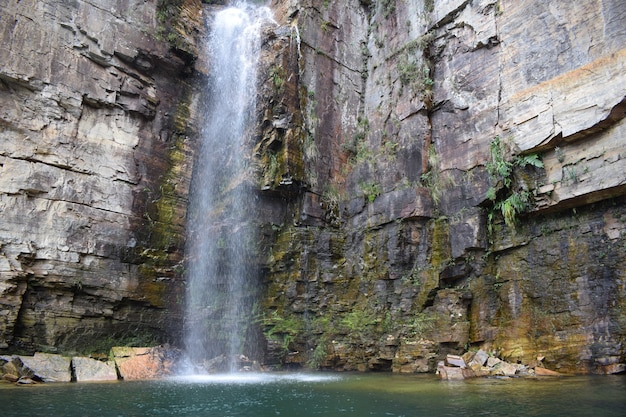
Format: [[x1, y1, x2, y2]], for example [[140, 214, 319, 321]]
[[71, 357, 118, 382], [439, 349, 533, 379], [428, 289, 473, 346], [198, 354, 259, 373], [597, 363, 625, 375], [201, 354, 230, 373], [1, 357, 20, 383], [393, 339, 437, 373]]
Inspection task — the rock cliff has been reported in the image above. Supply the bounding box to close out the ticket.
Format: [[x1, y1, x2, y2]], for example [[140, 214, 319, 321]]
[[254, 0, 626, 374], [0, 0, 204, 354], [1, 0, 624, 375]]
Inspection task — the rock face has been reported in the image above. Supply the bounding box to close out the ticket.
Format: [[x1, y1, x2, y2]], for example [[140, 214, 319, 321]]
[[250, 0, 626, 374], [0, 0, 203, 354], [0, 0, 624, 376]]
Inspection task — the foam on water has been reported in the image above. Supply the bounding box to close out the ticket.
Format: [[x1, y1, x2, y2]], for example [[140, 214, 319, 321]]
[[170, 373, 342, 385]]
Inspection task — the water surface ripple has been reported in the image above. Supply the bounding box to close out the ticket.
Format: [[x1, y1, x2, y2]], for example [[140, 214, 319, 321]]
[[2, 373, 625, 417]]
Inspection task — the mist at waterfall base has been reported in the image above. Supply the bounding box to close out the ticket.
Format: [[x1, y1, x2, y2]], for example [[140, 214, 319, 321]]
[[183, 3, 273, 373], [2, 374, 625, 417]]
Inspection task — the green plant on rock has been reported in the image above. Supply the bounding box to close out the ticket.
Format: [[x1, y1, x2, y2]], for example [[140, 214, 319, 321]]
[[322, 184, 342, 226], [307, 336, 330, 369], [303, 133, 319, 162], [486, 135, 543, 229], [340, 308, 378, 336], [269, 65, 286, 95], [260, 311, 304, 353], [343, 118, 372, 164], [267, 152, 279, 180], [421, 144, 453, 205], [397, 52, 433, 101], [360, 181, 381, 203], [404, 312, 436, 338], [155, 0, 184, 46]]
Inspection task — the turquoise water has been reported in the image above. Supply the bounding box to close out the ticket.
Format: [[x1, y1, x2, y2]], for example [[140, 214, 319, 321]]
[[1, 373, 624, 416]]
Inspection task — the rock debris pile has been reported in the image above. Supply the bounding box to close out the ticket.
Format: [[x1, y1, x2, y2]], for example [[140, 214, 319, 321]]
[[437, 350, 565, 380]]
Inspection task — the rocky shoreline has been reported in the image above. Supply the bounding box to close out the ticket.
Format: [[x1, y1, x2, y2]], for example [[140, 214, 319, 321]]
[[437, 350, 567, 380], [0, 346, 182, 385], [3, 346, 609, 385]]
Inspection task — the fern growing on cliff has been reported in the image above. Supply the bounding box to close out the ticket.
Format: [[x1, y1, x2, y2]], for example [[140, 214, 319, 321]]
[[486, 136, 543, 229]]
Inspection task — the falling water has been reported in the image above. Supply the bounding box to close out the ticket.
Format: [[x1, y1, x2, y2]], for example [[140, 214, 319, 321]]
[[184, 2, 274, 372]]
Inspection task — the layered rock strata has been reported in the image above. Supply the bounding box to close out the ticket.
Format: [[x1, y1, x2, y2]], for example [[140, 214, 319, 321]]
[[252, 0, 626, 374], [0, 0, 203, 354], [0, 0, 624, 376]]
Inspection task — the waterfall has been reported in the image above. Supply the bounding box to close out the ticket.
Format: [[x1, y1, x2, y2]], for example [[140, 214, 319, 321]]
[[184, 2, 274, 373]]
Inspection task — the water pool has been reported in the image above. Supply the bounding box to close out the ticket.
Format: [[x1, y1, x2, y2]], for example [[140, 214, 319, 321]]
[[1, 373, 624, 417]]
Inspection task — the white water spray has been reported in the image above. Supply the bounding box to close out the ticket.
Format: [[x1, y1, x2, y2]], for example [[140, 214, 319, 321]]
[[184, 2, 274, 373]]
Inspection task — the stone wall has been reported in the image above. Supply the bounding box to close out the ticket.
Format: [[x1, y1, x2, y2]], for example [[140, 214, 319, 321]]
[[0, 0, 204, 354], [256, 0, 626, 374]]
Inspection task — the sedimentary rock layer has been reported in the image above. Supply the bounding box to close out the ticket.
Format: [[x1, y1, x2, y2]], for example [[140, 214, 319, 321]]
[[254, 0, 626, 374], [0, 0, 202, 353]]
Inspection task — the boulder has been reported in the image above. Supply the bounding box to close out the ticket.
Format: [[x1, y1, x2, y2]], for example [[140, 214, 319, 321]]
[[445, 354, 467, 368], [437, 361, 476, 380], [111, 346, 181, 380], [486, 356, 502, 368], [437, 361, 463, 380], [16, 353, 72, 382], [3, 373, 19, 383], [469, 349, 489, 367], [491, 360, 518, 377], [71, 357, 118, 382], [1, 358, 20, 382]]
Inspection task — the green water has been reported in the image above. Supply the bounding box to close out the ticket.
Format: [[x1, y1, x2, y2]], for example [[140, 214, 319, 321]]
[[1, 373, 624, 417]]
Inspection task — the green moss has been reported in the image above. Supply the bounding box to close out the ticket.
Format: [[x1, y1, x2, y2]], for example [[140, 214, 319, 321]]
[[262, 150, 288, 189], [431, 217, 451, 267], [403, 312, 436, 338], [136, 87, 192, 304], [260, 310, 305, 353], [155, 0, 198, 64]]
